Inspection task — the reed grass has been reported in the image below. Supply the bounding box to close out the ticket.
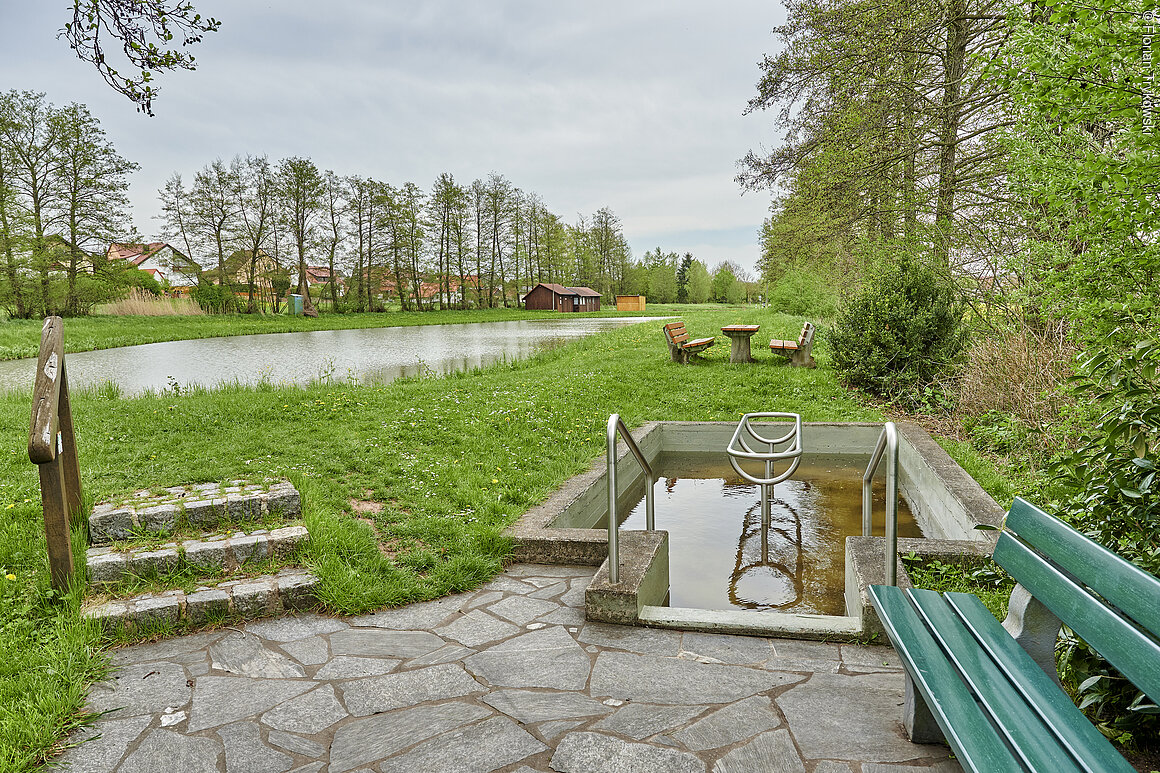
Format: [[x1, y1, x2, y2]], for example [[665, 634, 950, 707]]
[[94, 288, 204, 317]]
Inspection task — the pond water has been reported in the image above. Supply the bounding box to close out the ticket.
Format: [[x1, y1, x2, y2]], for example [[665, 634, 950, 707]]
[[0, 317, 663, 396], [609, 452, 922, 615]]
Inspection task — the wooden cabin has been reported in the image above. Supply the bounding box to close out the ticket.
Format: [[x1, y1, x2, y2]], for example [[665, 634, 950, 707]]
[[523, 283, 602, 312], [616, 295, 646, 311]]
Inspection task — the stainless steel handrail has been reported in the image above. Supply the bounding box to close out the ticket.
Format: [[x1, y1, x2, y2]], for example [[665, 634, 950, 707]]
[[862, 421, 899, 586], [607, 414, 655, 584]]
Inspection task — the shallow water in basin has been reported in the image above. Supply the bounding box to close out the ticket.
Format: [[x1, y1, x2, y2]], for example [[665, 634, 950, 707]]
[[611, 452, 921, 615]]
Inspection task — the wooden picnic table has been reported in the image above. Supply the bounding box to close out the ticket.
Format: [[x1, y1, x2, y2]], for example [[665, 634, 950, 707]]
[[720, 325, 760, 363]]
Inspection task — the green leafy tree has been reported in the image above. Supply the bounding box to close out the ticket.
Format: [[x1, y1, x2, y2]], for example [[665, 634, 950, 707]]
[[687, 258, 711, 303], [676, 253, 691, 303], [998, 0, 1159, 339], [53, 102, 137, 314], [710, 263, 741, 303]]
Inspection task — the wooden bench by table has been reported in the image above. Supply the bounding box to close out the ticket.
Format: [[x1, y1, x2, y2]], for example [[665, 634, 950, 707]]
[[663, 321, 715, 364], [869, 498, 1160, 772], [769, 321, 815, 367], [720, 325, 760, 363]]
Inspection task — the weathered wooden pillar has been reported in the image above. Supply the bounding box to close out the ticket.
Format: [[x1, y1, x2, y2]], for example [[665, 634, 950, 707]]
[[28, 317, 82, 592]]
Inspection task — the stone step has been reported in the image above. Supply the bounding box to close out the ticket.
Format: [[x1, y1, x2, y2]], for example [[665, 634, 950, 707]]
[[89, 480, 301, 545], [81, 568, 319, 628], [86, 525, 309, 587]]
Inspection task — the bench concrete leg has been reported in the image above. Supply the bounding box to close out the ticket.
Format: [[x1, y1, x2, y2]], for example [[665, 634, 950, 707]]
[[903, 672, 945, 744], [789, 347, 815, 368], [668, 345, 687, 363], [1002, 583, 1063, 686]]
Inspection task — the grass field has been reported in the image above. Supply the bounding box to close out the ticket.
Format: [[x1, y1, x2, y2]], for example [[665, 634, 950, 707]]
[[0, 305, 1014, 770]]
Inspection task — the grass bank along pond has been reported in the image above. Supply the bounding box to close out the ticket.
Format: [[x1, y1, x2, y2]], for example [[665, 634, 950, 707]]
[[0, 306, 881, 770]]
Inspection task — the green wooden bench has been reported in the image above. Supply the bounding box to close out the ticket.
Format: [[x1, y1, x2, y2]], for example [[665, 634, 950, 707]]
[[869, 497, 1160, 772]]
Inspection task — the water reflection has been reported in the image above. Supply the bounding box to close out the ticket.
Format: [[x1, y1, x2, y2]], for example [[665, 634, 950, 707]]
[[729, 499, 804, 610], [0, 317, 661, 395], [617, 452, 922, 614]]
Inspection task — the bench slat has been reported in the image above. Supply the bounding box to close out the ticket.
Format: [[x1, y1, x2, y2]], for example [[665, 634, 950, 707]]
[[909, 588, 1096, 773], [1006, 497, 1160, 637], [945, 592, 1136, 773], [868, 585, 1026, 773], [994, 532, 1160, 702], [684, 337, 714, 350]]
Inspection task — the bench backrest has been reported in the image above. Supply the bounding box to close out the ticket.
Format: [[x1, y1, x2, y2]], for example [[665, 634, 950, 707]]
[[663, 322, 689, 346], [994, 498, 1160, 702], [799, 322, 815, 349]]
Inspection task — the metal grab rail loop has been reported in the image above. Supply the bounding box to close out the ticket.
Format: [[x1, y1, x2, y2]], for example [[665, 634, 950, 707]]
[[726, 412, 803, 486], [606, 414, 655, 584], [726, 412, 803, 527], [862, 421, 899, 586]]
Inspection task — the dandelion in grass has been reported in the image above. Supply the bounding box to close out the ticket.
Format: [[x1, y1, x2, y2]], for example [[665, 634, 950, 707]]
[[5, 574, 14, 581]]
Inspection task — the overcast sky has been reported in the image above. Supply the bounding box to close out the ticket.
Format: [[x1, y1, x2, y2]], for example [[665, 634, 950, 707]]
[[1, 1, 785, 275]]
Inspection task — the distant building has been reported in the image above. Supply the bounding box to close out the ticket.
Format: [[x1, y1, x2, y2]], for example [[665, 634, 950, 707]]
[[415, 275, 479, 308], [522, 283, 602, 312], [107, 242, 200, 293], [616, 295, 646, 311]]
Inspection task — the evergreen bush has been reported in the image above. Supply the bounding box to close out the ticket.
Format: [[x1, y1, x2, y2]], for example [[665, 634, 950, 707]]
[[828, 253, 966, 403]]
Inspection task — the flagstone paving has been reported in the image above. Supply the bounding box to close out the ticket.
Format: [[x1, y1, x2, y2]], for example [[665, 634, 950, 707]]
[[55, 564, 961, 772]]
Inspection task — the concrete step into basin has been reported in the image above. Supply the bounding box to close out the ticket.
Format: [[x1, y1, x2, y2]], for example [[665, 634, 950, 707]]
[[638, 605, 863, 641]]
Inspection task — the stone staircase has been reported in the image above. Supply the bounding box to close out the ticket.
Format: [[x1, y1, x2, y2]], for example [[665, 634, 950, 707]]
[[81, 480, 319, 629]]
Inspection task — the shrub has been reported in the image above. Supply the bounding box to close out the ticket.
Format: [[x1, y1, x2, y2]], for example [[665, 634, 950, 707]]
[[1049, 336, 1160, 744], [828, 252, 967, 404], [191, 282, 237, 314]]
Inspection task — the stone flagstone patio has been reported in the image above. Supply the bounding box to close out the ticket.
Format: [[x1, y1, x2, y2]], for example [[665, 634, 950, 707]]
[[55, 564, 962, 772]]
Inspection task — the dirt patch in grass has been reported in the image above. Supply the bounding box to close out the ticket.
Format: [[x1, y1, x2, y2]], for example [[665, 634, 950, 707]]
[[349, 498, 384, 515]]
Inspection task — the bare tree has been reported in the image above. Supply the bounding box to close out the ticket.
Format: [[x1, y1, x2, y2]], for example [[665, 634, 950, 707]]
[[320, 170, 347, 311], [189, 158, 241, 306], [236, 155, 276, 313], [277, 156, 324, 316], [60, 0, 220, 115]]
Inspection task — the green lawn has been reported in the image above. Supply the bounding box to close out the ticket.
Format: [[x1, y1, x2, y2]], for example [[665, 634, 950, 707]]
[[0, 305, 1008, 770]]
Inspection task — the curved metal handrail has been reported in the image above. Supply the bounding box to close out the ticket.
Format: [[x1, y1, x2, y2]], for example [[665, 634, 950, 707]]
[[606, 414, 655, 584], [862, 421, 899, 586], [726, 412, 803, 486]]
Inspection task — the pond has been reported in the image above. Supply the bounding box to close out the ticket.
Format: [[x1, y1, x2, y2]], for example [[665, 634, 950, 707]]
[[0, 317, 664, 396]]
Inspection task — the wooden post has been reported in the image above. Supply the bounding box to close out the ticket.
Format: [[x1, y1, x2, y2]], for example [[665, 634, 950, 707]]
[[28, 317, 81, 592]]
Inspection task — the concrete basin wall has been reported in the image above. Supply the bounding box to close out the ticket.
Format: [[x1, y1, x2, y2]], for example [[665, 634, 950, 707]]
[[545, 421, 1002, 542], [507, 419, 1004, 637]]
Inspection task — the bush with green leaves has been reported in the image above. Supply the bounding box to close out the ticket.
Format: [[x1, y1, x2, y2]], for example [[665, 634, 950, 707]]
[[763, 267, 838, 319], [1049, 336, 1160, 744], [828, 253, 966, 404], [190, 282, 237, 314]]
